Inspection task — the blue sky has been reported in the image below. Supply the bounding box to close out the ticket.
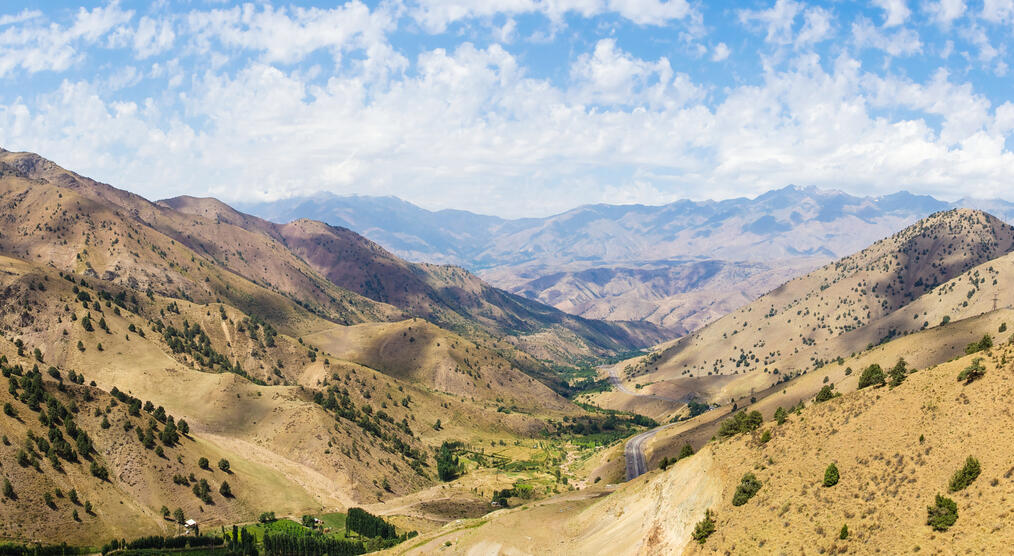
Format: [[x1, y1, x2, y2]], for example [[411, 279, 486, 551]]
[[2, 1, 1014, 217]]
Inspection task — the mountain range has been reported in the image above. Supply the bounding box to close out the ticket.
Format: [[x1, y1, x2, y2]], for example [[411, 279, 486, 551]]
[[238, 188, 1014, 333]]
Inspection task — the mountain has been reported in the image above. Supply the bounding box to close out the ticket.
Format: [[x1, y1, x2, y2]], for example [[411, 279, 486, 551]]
[[239, 187, 1011, 334], [0, 148, 659, 544], [589, 208, 1014, 418]]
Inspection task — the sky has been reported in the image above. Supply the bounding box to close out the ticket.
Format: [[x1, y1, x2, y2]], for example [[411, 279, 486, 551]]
[[2, 1, 1014, 217]]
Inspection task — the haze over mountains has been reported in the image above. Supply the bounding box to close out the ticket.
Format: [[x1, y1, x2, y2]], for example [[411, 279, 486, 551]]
[[240, 187, 1014, 333]]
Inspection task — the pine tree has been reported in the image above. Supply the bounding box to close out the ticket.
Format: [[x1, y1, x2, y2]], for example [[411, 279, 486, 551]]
[[823, 462, 840, 487]]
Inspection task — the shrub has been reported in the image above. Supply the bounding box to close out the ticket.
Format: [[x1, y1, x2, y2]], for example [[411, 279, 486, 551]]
[[839, 524, 849, 539], [760, 430, 771, 444], [814, 385, 835, 403], [774, 406, 786, 425], [857, 364, 885, 389], [2, 478, 13, 499], [732, 473, 762, 506], [927, 494, 958, 531], [691, 509, 716, 544], [958, 358, 986, 384], [718, 410, 763, 438], [677, 444, 694, 461], [217, 458, 230, 472], [965, 334, 993, 354], [948, 456, 981, 492], [823, 463, 839, 487], [219, 481, 232, 498], [888, 358, 908, 387], [198, 457, 209, 470]]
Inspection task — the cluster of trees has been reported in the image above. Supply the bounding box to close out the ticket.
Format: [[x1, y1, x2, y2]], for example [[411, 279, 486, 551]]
[[263, 532, 364, 556], [436, 441, 464, 482], [346, 508, 397, 539], [965, 334, 993, 355], [731, 473, 762, 506], [0, 543, 84, 556], [958, 358, 986, 384], [717, 410, 762, 439], [659, 444, 694, 471]]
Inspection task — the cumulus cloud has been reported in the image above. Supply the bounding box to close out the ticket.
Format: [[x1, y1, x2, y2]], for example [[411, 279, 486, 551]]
[[0, 3, 132, 77], [2, 1, 1014, 217], [873, 0, 910, 27]]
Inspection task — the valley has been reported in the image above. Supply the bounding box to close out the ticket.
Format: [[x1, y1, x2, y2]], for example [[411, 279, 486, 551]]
[[2, 149, 1013, 555]]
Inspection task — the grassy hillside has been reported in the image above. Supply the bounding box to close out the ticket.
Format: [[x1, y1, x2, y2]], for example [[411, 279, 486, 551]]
[[592, 209, 1014, 419]]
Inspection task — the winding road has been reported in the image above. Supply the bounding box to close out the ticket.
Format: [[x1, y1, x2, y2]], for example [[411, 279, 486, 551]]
[[607, 366, 683, 481]]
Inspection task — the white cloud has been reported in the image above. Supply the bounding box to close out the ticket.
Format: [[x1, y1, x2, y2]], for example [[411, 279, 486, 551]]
[[0, 9, 42, 27], [852, 17, 922, 56], [0, 3, 133, 77], [981, 0, 1014, 23], [186, 2, 397, 65], [738, 0, 802, 45], [927, 0, 965, 25], [873, 0, 910, 27], [132, 16, 175, 59], [409, 0, 693, 33], [797, 7, 833, 46], [711, 42, 730, 61]]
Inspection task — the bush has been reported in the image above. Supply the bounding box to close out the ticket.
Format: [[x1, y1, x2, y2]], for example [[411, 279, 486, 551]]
[[958, 358, 986, 384], [965, 334, 993, 354], [927, 494, 958, 531], [218, 458, 230, 472], [814, 385, 835, 403], [718, 410, 763, 438], [839, 524, 848, 539], [857, 364, 885, 389], [760, 430, 771, 444], [774, 406, 786, 425], [691, 509, 716, 544], [888, 358, 908, 387], [677, 444, 694, 461], [948, 456, 981, 492], [732, 473, 762, 506], [198, 457, 210, 470], [823, 463, 839, 487], [219, 481, 232, 498], [3, 478, 14, 499]]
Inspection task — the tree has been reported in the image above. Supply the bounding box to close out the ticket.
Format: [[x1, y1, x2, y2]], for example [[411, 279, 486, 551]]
[[436, 442, 463, 482], [198, 457, 210, 469], [858, 364, 885, 389], [302, 515, 316, 528], [965, 334, 993, 354], [814, 385, 835, 403], [718, 410, 763, 438], [178, 419, 189, 436], [958, 358, 986, 384], [2, 478, 14, 499], [823, 463, 840, 487], [218, 458, 230, 473], [84, 501, 92, 514], [927, 494, 958, 531], [948, 456, 981, 492], [732, 473, 762, 506], [161, 505, 170, 519], [219, 480, 233, 497], [173, 507, 185, 524], [888, 358, 908, 387], [33, 348, 43, 363], [839, 524, 849, 539], [433, 419, 442, 431], [774, 406, 787, 425], [677, 444, 694, 461], [691, 509, 716, 544], [760, 430, 772, 443], [3, 403, 15, 418]]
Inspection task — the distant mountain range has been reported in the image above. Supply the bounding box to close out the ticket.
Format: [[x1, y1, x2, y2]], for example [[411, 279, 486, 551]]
[[238, 187, 1014, 333]]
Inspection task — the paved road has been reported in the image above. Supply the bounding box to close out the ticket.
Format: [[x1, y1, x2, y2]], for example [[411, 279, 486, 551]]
[[607, 366, 683, 481]]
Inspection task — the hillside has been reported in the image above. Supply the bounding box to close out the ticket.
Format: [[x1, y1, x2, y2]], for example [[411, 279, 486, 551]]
[[595, 209, 1014, 418], [161, 196, 666, 362], [0, 149, 638, 545], [392, 330, 1014, 554]]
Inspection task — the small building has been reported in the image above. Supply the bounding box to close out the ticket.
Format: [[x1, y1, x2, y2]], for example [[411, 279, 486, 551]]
[[185, 519, 197, 528]]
